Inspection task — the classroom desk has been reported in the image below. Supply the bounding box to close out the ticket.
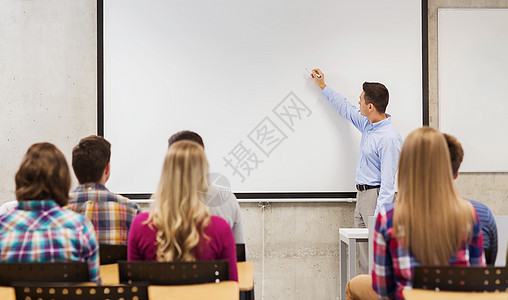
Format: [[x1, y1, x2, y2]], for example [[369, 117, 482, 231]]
[[100, 261, 254, 291], [0, 287, 14, 300], [403, 289, 508, 300], [0, 282, 239, 300], [100, 263, 121, 285], [339, 228, 368, 300], [148, 281, 239, 300], [237, 261, 254, 291]]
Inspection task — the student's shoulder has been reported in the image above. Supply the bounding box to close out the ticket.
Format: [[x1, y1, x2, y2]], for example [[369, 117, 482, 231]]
[[208, 216, 233, 233], [0, 201, 18, 214], [0, 209, 18, 227], [210, 215, 230, 226], [206, 216, 235, 245], [113, 193, 140, 210], [67, 190, 85, 204], [468, 199, 495, 224], [59, 208, 95, 231], [468, 199, 491, 212], [132, 212, 150, 224]]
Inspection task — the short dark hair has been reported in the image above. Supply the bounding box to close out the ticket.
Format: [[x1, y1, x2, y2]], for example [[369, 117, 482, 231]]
[[443, 133, 464, 176], [168, 131, 204, 148], [15, 143, 71, 206], [363, 82, 389, 113], [72, 135, 111, 184]]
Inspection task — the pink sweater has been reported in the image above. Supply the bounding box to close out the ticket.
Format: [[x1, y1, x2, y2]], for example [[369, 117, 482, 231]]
[[127, 212, 238, 281]]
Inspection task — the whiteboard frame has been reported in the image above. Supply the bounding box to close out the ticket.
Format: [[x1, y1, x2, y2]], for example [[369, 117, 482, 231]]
[[96, 0, 429, 201]]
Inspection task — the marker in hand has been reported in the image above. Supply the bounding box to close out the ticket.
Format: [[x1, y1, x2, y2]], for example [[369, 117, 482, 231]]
[[311, 69, 322, 79], [311, 68, 326, 90]]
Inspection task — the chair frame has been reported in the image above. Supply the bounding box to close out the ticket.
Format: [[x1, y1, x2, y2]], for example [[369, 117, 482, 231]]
[[0, 262, 89, 286], [236, 243, 246, 262], [413, 266, 508, 292], [13, 283, 149, 300], [99, 244, 127, 265], [118, 260, 229, 285]]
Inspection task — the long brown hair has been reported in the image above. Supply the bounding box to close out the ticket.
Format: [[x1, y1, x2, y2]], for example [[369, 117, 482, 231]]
[[393, 127, 475, 265], [15, 142, 71, 206], [148, 140, 211, 262]]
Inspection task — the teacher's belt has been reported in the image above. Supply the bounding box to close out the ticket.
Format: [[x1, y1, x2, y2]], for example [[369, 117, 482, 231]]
[[355, 184, 381, 191]]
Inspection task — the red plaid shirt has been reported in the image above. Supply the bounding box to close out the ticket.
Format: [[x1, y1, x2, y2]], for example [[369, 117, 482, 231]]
[[372, 202, 485, 300]]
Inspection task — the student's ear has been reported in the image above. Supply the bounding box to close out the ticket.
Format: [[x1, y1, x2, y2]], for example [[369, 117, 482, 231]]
[[103, 162, 111, 180]]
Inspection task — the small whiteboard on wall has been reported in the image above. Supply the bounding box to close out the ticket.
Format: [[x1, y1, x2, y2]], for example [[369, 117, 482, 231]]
[[438, 9, 508, 172]]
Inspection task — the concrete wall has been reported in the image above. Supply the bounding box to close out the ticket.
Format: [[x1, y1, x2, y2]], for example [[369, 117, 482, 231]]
[[1, 0, 507, 299], [0, 0, 97, 200], [241, 202, 355, 300]]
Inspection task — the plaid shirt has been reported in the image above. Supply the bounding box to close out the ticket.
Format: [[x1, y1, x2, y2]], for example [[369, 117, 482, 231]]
[[69, 183, 140, 245], [372, 202, 485, 300], [0, 200, 100, 283]]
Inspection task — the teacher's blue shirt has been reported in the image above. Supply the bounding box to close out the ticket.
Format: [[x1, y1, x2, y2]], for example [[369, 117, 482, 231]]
[[322, 86, 402, 214]]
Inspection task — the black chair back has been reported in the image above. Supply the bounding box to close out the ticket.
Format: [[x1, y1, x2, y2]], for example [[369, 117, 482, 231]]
[[118, 260, 229, 285], [13, 283, 148, 300], [236, 243, 246, 262], [99, 244, 127, 265], [0, 262, 89, 286], [413, 266, 508, 292]]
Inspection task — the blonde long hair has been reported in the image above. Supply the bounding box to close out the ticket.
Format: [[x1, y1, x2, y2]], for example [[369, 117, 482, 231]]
[[393, 127, 475, 265], [148, 140, 211, 262]]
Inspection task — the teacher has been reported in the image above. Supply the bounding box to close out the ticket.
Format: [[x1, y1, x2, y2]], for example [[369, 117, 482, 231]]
[[311, 69, 402, 274]]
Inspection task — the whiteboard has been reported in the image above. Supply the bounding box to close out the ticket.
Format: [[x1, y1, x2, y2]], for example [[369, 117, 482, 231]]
[[438, 9, 508, 172], [101, 0, 423, 195]]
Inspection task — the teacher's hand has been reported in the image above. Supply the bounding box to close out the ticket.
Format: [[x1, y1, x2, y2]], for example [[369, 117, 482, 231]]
[[311, 68, 326, 90]]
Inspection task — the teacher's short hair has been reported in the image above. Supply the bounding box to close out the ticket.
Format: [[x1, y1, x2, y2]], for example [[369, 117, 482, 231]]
[[363, 82, 389, 113]]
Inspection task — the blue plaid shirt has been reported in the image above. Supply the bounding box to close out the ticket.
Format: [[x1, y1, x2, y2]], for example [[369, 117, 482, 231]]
[[0, 200, 101, 283], [69, 183, 140, 245], [372, 203, 484, 299]]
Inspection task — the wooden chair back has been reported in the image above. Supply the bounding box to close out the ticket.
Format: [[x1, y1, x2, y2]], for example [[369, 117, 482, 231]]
[[118, 260, 229, 285], [13, 283, 148, 300], [413, 266, 508, 292], [0, 262, 89, 286], [99, 244, 127, 265]]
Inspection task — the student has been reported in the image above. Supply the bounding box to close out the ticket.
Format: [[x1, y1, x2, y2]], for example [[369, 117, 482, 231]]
[[167, 130, 246, 245], [0, 143, 100, 283], [346, 127, 484, 300], [444, 133, 498, 265], [311, 69, 402, 274], [68, 135, 140, 245], [128, 140, 238, 281]]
